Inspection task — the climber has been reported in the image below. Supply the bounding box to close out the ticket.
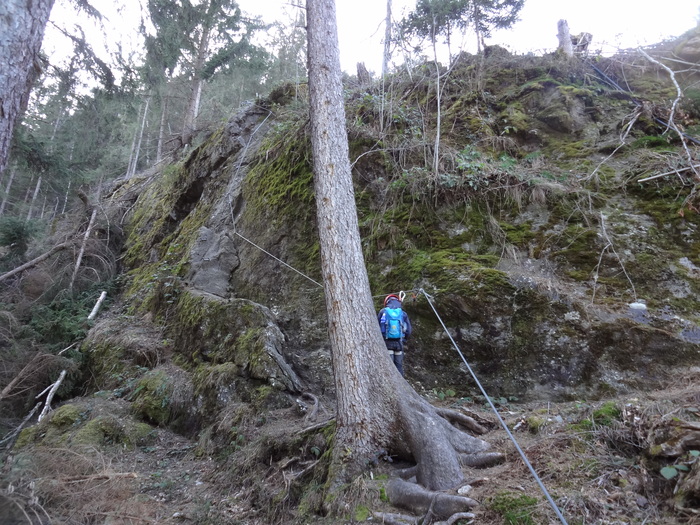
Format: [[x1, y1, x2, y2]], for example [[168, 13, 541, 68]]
[[378, 293, 412, 376]]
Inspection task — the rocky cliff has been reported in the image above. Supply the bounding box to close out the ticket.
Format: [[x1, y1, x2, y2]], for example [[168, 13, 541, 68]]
[[4, 34, 700, 524]]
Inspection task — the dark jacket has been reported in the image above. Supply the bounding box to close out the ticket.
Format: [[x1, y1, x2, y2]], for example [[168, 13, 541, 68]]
[[378, 298, 412, 340]]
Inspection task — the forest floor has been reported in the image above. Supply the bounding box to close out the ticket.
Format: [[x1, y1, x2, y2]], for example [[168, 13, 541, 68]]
[[2, 368, 699, 524]]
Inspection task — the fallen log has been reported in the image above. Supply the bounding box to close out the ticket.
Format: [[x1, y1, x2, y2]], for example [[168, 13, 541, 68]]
[[0, 243, 69, 283]]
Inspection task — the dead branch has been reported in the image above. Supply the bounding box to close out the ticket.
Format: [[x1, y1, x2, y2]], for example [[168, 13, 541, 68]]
[[69, 208, 98, 292], [0, 243, 69, 283], [0, 402, 42, 448], [87, 290, 107, 320], [637, 164, 700, 183], [372, 511, 419, 525], [295, 418, 335, 435], [638, 47, 699, 180], [0, 353, 48, 402], [583, 108, 640, 182], [62, 473, 138, 484], [37, 370, 67, 422], [459, 451, 505, 467], [434, 512, 476, 525]]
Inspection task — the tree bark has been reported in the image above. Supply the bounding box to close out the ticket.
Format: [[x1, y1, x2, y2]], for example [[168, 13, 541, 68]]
[[0, 0, 56, 177], [306, 0, 499, 509], [308, 0, 396, 475]]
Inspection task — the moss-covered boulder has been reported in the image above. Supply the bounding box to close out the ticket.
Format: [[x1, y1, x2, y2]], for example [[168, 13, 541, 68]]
[[172, 290, 302, 393]]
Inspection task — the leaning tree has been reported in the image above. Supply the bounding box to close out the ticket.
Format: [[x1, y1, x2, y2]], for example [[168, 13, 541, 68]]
[[306, 0, 501, 515]]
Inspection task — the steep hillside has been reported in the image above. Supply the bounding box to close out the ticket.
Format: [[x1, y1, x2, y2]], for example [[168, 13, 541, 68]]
[[2, 34, 700, 524]]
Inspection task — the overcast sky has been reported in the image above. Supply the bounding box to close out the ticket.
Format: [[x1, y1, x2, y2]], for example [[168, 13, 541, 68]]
[[240, 0, 699, 72], [46, 0, 699, 75]]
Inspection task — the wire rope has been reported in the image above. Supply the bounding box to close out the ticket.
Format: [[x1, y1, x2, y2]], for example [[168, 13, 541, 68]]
[[419, 288, 569, 525]]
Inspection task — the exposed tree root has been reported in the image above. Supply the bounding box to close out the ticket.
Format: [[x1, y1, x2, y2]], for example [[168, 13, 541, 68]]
[[435, 407, 487, 434], [435, 512, 476, 525], [460, 451, 505, 467], [296, 392, 328, 422], [372, 511, 419, 525], [393, 393, 496, 490], [386, 478, 477, 519]]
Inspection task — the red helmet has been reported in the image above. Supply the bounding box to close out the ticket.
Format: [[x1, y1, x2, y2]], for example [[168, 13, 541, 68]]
[[384, 294, 401, 307]]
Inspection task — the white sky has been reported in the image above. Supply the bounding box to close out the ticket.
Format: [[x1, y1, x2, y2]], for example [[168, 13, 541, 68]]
[[46, 0, 700, 77], [244, 0, 700, 73]]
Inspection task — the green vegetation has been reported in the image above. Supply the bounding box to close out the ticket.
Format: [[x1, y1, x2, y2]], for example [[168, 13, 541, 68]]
[[488, 491, 540, 524]]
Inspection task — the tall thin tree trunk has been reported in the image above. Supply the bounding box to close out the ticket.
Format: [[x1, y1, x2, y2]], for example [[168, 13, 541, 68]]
[[0, 0, 56, 178], [26, 176, 41, 221], [130, 97, 150, 177], [156, 96, 168, 163], [23, 175, 34, 203], [382, 0, 392, 78], [0, 166, 16, 216], [61, 180, 71, 214], [307, 0, 397, 476], [69, 208, 97, 293], [431, 21, 442, 177]]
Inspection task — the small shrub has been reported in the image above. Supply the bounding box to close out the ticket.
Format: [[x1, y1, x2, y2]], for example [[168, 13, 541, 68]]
[[0, 216, 39, 256], [591, 401, 621, 426]]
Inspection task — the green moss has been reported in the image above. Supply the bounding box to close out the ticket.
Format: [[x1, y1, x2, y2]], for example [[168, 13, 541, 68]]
[[49, 404, 83, 428], [499, 221, 536, 247], [488, 491, 540, 524], [525, 415, 547, 434], [13, 427, 38, 449], [243, 121, 314, 223], [72, 416, 124, 446], [631, 136, 673, 150], [591, 401, 621, 426], [129, 370, 173, 426], [354, 505, 370, 521]]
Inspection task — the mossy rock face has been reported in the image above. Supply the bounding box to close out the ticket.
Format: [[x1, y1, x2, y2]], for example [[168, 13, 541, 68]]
[[81, 315, 167, 392], [128, 367, 197, 434], [14, 399, 157, 451], [13, 426, 39, 449], [172, 290, 302, 393], [49, 404, 83, 428]]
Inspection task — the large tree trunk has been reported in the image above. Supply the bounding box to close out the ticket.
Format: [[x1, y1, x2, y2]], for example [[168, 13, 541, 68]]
[[0, 0, 55, 177], [306, 0, 499, 513]]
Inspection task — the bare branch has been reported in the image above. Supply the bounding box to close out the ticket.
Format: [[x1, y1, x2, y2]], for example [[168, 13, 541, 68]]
[[87, 291, 107, 320], [37, 370, 67, 422], [637, 47, 699, 180]]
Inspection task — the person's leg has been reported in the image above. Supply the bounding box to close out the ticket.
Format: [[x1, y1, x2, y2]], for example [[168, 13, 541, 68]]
[[393, 352, 404, 376]]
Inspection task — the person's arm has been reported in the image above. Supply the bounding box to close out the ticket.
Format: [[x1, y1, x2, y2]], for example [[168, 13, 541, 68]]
[[403, 312, 412, 338]]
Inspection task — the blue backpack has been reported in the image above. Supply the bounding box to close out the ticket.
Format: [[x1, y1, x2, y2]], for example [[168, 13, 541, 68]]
[[382, 307, 404, 339]]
